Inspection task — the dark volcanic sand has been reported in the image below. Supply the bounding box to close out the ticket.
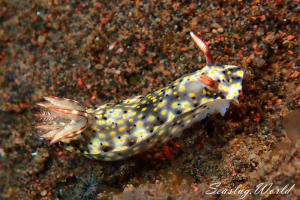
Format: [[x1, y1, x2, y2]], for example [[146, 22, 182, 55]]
[[0, 0, 299, 199]]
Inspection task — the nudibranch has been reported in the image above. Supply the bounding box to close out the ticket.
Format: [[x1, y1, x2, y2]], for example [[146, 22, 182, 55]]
[[36, 32, 244, 161]]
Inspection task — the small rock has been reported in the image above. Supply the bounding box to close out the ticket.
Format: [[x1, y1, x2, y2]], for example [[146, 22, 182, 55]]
[[252, 56, 265, 68], [52, 22, 59, 30], [33, 148, 49, 164], [255, 28, 264, 37], [0, 148, 5, 158], [129, 74, 139, 86], [38, 35, 46, 44], [264, 32, 277, 44], [294, 59, 300, 69], [217, 27, 224, 33], [95, 63, 104, 70], [283, 110, 300, 142], [40, 190, 47, 196]]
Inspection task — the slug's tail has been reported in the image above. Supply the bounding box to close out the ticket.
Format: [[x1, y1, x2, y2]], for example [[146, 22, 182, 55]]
[[35, 96, 94, 144]]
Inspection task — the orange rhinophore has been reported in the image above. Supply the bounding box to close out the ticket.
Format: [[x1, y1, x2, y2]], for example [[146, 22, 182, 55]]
[[198, 75, 218, 90]]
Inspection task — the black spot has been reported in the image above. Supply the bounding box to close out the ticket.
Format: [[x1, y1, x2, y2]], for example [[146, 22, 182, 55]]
[[127, 138, 136, 146], [142, 115, 146, 119], [193, 103, 199, 107], [192, 97, 196, 100], [123, 110, 127, 113], [176, 110, 182, 114], [232, 76, 241, 81], [228, 67, 240, 73], [103, 116, 107, 120], [72, 141, 80, 148], [118, 136, 121, 139], [157, 116, 165, 124], [102, 146, 112, 152], [159, 99, 163, 102], [150, 129, 153, 133]]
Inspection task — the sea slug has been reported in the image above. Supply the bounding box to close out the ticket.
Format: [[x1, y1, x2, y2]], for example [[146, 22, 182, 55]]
[[36, 32, 244, 161]]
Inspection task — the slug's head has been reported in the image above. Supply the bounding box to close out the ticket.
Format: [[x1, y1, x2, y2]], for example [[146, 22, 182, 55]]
[[199, 65, 244, 103], [190, 32, 244, 102], [35, 96, 94, 144]]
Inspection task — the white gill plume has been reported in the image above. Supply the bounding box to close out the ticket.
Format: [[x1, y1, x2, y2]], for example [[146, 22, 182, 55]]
[[35, 96, 94, 144]]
